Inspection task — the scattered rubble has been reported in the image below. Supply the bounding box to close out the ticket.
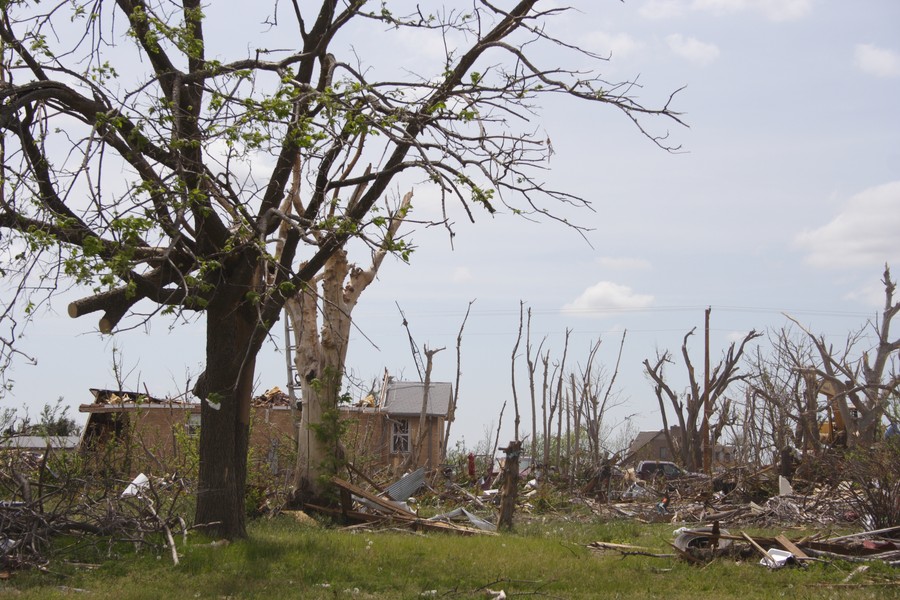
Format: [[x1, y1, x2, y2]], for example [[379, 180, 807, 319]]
[[303, 476, 497, 536]]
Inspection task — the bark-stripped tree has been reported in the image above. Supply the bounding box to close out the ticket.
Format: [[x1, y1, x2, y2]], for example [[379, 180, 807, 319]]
[[786, 265, 900, 447], [644, 328, 761, 471], [285, 189, 411, 499], [739, 329, 821, 465], [0, 1, 683, 538]]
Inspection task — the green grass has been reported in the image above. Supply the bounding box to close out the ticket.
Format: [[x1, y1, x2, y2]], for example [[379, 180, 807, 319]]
[[2, 516, 898, 599]]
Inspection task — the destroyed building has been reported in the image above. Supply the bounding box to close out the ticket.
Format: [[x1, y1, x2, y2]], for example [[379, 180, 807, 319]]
[[79, 388, 297, 476], [79, 378, 453, 475]]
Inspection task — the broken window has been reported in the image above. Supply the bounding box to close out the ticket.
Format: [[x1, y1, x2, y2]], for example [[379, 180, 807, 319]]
[[185, 413, 201, 437], [392, 419, 410, 454]]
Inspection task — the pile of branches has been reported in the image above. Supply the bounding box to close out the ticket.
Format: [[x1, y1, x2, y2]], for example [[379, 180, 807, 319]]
[[1, 449, 190, 571]]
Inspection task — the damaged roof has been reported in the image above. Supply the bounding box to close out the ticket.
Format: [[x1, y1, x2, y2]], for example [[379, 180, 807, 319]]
[[382, 381, 452, 417], [81, 386, 293, 412]]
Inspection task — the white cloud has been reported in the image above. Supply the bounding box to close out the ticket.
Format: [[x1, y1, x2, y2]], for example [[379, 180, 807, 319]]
[[451, 267, 473, 283], [597, 257, 652, 270], [855, 44, 900, 79], [581, 31, 643, 60], [726, 331, 752, 343], [795, 181, 900, 269], [690, 0, 813, 22], [666, 34, 720, 66], [562, 281, 654, 315], [639, 0, 687, 19], [843, 281, 887, 309]]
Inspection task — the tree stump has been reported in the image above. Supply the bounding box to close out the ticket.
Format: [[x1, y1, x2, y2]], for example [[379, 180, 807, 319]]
[[497, 440, 522, 530]]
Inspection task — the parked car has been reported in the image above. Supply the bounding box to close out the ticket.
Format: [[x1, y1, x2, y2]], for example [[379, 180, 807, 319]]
[[635, 460, 686, 481]]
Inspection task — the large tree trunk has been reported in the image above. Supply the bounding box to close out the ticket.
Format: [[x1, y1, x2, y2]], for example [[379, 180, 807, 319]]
[[292, 251, 351, 502], [194, 253, 260, 539]]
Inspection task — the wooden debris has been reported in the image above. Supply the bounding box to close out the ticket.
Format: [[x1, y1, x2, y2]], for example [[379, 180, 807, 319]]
[[588, 541, 674, 559], [741, 532, 777, 568], [841, 565, 869, 583], [309, 477, 496, 536], [775, 534, 809, 560]]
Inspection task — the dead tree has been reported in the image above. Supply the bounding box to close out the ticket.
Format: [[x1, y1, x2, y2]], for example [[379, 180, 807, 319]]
[[741, 330, 822, 463], [287, 191, 412, 500], [787, 265, 900, 447], [552, 330, 572, 473], [525, 308, 546, 464], [511, 302, 525, 442], [496, 439, 522, 530], [644, 328, 761, 471], [443, 300, 476, 458], [401, 345, 445, 473]]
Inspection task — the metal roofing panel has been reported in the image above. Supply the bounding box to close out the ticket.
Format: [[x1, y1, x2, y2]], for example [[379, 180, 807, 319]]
[[382, 381, 452, 416], [385, 467, 426, 501]]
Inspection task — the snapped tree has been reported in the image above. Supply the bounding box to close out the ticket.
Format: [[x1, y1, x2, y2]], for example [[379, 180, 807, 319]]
[[644, 326, 761, 471], [0, 0, 683, 539], [784, 265, 900, 447]]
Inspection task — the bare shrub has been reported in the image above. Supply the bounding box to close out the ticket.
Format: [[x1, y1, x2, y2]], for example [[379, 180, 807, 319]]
[[840, 442, 900, 529]]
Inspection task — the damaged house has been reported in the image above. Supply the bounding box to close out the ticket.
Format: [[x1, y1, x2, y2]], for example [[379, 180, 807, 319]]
[[342, 379, 453, 472], [79, 377, 453, 476], [79, 388, 297, 476]]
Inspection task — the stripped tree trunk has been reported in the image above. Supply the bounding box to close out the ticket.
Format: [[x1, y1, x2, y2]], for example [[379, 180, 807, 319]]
[[285, 190, 413, 502], [402, 346, 444, 473], [497, 440, 522, 530]]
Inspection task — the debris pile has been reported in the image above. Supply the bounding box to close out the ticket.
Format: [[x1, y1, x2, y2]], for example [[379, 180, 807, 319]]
[[661, 524, 900, 568], [303, 475, 496, 536], [0, 449, 190, 571]]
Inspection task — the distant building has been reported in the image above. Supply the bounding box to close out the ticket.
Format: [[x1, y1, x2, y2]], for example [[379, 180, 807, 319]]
[[79, 387, 295, 476], [623, 426, 735, 468], [623, 429, 672, 465], [339, 379, 453, 472], [79, 378, 453, 476]]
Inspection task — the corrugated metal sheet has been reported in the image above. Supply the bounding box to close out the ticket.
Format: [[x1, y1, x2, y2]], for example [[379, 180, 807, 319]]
[[382, 381, 452, 416], [385, 467, 426, 501]]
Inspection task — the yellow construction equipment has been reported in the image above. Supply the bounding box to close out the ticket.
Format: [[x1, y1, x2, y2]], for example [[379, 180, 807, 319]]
[[818, 380, 858, 446]]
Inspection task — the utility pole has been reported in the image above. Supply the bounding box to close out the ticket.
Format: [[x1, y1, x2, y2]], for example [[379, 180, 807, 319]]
[[702, 307, 712, 474]]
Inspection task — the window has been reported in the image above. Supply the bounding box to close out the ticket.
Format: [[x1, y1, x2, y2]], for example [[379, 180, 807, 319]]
[[185, 413, 201, 437], [663, 464, 682, 478], [392, 419, 410, 454]]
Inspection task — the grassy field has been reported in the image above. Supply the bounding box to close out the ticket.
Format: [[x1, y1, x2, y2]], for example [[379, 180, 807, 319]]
[[2, 515, 898, 599]]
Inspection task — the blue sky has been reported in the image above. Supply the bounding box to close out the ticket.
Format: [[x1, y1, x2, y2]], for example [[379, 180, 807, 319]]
[[4, 1, 899, 452]]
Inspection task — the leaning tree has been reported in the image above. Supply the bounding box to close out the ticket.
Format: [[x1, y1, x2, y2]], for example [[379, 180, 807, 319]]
[[0, 1, 683, 539]]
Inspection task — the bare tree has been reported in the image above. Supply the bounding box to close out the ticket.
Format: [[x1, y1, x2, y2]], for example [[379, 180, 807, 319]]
[[786, 265, 900, 446], [0, 1, 683, 538], [740, 329, 821, 465], [644, 328, 761, 471], [401, 345, 445, 473], [443, 299, 476, 458], [524, 307, 546, 462], [286, 190, 411, 500]]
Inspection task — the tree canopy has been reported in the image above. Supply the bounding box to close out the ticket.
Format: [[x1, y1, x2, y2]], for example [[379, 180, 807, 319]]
[[0, 0, 683, 538]]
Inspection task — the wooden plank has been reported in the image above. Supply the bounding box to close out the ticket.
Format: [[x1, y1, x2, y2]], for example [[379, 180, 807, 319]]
[[346, 463, 386, 495], [825, 525, 900, 543], [305, 502, 492, 536], [330, 476, 416, 517], [742, 531, 776, 567], [776, 534, 809, 559]]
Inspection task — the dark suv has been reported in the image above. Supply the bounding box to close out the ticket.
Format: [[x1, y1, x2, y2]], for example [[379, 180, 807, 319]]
[[635, 460, 685, 480]]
